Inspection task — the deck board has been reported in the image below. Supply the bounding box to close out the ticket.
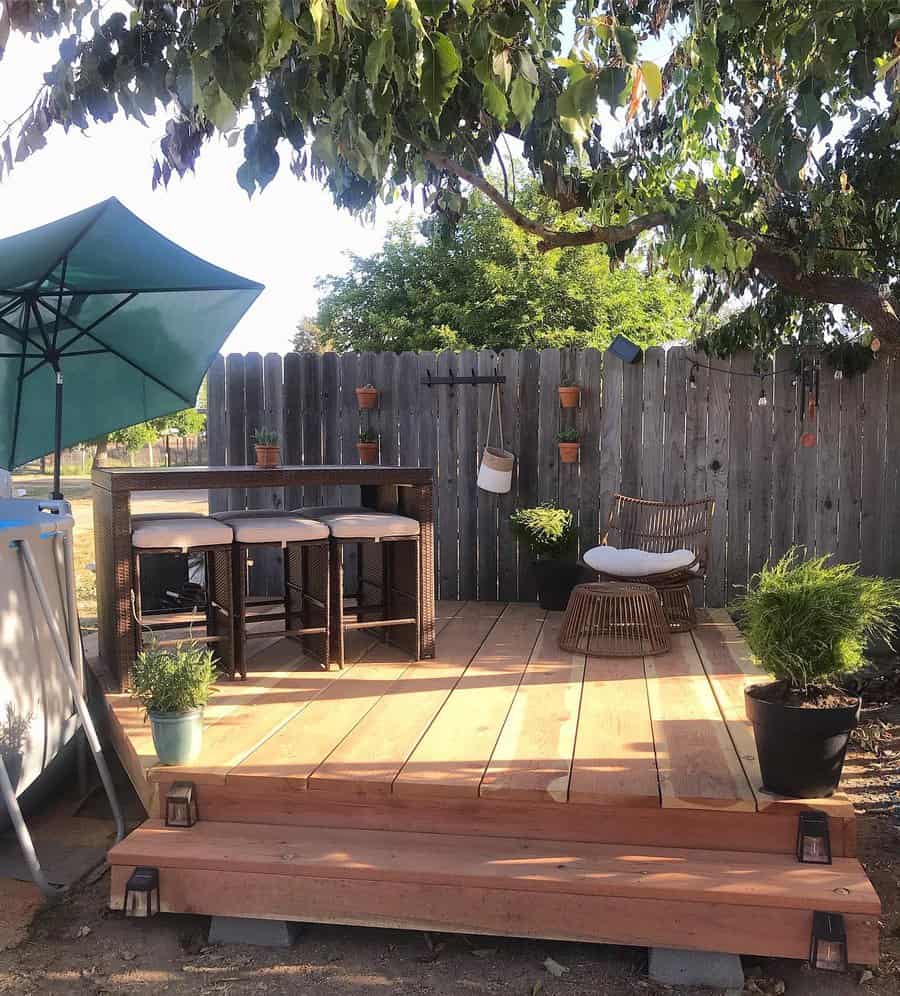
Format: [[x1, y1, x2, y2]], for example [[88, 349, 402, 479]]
[[645, 634, 756, 811], [569, 656, 660, 807], [393, 603, 545, 799], [308, 603, 505, 796], [480, 613, 585, 803]]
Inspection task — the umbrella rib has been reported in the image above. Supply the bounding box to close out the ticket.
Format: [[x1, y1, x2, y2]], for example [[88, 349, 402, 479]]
[[7, 311, 31, 470], [29, 201, 112, 293], [79, 329, 195, 406]]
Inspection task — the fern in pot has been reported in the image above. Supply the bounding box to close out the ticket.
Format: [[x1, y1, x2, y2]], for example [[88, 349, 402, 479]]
[[510, 504, 588, 611], [130, 640, 218, 765], [738, 551, 900, 798]]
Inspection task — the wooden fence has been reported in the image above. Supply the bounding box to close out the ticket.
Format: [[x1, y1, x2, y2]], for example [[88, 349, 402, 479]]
[[207, 347, 900, 606]]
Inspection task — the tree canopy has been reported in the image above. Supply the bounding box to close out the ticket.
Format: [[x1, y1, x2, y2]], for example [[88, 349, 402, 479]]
[[3, 2, 899, 350], [301, 180, 694, 352]]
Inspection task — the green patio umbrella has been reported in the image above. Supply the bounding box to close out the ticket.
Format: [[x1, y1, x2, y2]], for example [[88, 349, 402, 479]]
[[0, 197, 263, 497]]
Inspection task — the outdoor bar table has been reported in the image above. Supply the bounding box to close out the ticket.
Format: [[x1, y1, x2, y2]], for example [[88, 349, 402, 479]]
[[91, 465, 435, 691]]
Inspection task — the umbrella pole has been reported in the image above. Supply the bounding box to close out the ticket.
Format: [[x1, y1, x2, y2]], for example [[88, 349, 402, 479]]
[[52, 369, 63, 500]]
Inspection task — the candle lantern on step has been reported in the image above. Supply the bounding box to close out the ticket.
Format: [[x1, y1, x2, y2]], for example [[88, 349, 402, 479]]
[[809, 911, 848, 972], [124, 866, 160, 918], [165, 781, 199, 828], [796, 810, 831, 864]]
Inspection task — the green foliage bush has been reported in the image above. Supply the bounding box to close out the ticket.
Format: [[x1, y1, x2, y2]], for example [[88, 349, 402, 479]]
[[510, 504, 577, 561], [737, 550, 900, 691], [130, 640, 218, 716], [557, 427, 580, 443], [358, 428, 378, 443]]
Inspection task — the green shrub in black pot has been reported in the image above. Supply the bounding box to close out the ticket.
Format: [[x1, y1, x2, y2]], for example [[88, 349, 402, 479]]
[[510, 504, 588, 611], [737, 550, 900, 798]]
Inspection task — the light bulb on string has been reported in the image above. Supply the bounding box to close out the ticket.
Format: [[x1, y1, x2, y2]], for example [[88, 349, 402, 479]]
[[834, 368, 843, 381], [688, 364, 697, 389], [757, 384, 768, 407]]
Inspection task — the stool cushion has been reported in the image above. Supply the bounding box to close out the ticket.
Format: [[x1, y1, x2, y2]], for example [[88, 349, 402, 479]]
[[583, 545, 696, 577], [132, 516, 233, 551], [213, 512, 329, 543], [316, 511, 420, 539]]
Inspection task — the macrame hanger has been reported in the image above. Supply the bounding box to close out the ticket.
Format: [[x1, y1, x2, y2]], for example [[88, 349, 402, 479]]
[[486, 382, 504, 451]]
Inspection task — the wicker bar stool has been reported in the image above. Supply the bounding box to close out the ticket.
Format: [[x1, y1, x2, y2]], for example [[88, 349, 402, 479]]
[[130, 514, 235, 678], [294, 508, 420, 669], [559, 582, 670, 657], [211, 510, 331, 678]]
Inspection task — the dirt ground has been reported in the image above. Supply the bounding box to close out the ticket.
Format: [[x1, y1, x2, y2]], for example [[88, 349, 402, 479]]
[[1, 691, 897, 996]]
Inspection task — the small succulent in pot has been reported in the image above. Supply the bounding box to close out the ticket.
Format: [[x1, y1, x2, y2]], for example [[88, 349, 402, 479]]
[[737, 550, 900, 798], [355, 384, 379, 410], [558, 380, 581, 408], [252, 426, 280, 467], [557, 426, 581, 463], [510, 504, 587, 610], [130, 639, 218, 765], [357, 427, 379, 464]]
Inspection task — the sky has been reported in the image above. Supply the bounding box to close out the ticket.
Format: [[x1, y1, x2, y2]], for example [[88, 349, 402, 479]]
[[0, 13, 406, 354]]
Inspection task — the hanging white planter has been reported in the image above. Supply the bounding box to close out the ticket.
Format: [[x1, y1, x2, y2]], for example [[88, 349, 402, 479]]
[[477, 383, 514, 494]]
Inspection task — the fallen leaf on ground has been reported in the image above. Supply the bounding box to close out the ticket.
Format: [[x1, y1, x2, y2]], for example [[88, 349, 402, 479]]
[[543, 956, 569, 978]]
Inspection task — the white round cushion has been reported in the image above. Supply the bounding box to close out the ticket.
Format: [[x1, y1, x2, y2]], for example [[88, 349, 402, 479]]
[[132, 516, 233, 551], [583, 545, 697, 577], [316, 511, 420, 539], [213, 512, 328, 544]]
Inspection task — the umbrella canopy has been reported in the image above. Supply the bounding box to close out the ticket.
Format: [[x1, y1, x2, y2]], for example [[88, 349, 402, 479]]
[[0, 197, 263, 493]]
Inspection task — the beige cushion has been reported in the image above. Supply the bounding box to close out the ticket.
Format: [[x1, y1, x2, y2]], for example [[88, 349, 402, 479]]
[[583, 545, 696, 577], [316, 511, 419, 540], [132, 516, 233, 551], [289, 506, 366, 518], [213, 512, 328, 544]]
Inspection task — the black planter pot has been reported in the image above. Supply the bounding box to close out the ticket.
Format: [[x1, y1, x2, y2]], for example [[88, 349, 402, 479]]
[[531, 561, 591, 611], [745, 685, 860, 798]]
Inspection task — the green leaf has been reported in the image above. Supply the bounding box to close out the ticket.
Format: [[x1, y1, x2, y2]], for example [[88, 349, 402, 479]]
[[641, 61, 662, 103], [419, 0, 449, 17], [456, 0, 474, 15], [615, 24, 638, 64], [201, 81, 237, 131], [482, 79, 509, 123], [421, 31, 461, 116], [595, 67, 627, 109], [518, 50, 539, 85], [192, 17, 225, 56], [510, 76, 536, 129], [492, 49, 512, 90], [365, 29, 388, 84], [309, 0, 327, 42], [489, 10, 527, 42]]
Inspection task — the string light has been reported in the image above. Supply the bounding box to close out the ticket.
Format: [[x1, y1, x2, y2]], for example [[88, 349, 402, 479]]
[[688, 365, 697, 389], [757, 383, 768, 407], [833, 368, 843, 381]]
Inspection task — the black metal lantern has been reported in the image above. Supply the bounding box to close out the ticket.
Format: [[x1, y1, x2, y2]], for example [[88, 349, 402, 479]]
[[809, 912, 848, 972], [165, 781, 199, 828], [124, 866, 160, 918], [609, 334, 642, 364], [797, 810, 832, 864]]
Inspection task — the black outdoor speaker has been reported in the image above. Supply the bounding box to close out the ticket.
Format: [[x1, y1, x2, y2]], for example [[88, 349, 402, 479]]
[[609, 334, 642, 363]]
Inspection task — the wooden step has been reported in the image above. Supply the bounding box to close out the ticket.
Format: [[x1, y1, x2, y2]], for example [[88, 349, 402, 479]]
[[109, 821, 880, 964]]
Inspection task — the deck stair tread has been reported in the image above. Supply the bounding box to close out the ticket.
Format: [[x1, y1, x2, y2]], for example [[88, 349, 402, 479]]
[[109, 819, 879, 916]]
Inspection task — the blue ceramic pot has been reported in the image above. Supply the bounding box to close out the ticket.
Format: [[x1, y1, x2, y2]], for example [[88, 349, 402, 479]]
[[149, 708, 203, 765]]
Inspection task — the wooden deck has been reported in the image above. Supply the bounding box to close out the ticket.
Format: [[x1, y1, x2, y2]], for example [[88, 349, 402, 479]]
[[105, 602, 880, 963]]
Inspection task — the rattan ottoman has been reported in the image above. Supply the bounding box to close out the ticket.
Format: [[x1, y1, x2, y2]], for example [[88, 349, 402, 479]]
[[558, 582, 671, 657]]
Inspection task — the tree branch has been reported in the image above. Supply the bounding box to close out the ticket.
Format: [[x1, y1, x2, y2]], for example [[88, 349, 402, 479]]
[[425, 151, 900, 346], [423, 151, 668, 250]]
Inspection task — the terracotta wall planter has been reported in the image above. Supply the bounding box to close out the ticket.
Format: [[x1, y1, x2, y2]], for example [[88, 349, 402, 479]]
[[356, 386, 378, 410], [558, 385, 581, 408], [558, 442, 580, 464], [254, 444, 279, 468], [357, 441, 378, 464]]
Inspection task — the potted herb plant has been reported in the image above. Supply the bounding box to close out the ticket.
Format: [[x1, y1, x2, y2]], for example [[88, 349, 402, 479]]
[[510, 504, 588, 611], [557, 427, 581, 463], [252, 427, 279, 468], [355, 384, 378, 410], [130, 640, 218, 765], [558, 380, 581, 409], [738, 551, 900, 798], [0, 704, 31, 791], [357, 427, 379, 464]]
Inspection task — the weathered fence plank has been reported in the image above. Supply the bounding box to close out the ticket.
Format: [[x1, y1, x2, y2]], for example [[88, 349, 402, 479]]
[[216, 347, 892, 607], [207, 355, 226, 513]]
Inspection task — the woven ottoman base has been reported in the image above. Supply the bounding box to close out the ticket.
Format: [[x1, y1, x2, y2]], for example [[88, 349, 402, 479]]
[[658, 582, 696, 632], [559, 582, 671, 657]]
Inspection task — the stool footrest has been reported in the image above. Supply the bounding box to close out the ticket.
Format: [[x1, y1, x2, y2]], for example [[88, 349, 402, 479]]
[[344, 617, 417, 631]]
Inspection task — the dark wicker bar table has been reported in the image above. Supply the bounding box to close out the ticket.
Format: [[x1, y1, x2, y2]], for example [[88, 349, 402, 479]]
[[91, 465, 434, 691]]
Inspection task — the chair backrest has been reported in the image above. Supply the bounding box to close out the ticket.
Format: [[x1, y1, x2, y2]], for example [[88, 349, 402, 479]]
[[604, 494, 715, 568]]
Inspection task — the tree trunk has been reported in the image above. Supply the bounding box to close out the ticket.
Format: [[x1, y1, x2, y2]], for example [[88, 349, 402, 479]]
[[92, 437, 109, 469]]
